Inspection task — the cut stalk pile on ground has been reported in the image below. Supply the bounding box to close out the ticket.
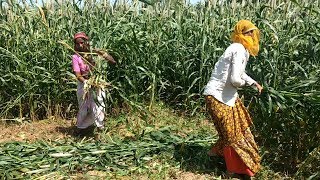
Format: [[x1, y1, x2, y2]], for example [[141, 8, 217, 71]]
[[0, 127, 217, 179]]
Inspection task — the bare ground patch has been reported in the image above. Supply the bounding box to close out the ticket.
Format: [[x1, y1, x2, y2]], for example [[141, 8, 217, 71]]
[[0, 118, 76, 143]]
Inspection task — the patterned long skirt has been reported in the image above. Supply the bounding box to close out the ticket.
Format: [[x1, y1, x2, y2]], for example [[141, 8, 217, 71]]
[[205, 95, 261, 176]]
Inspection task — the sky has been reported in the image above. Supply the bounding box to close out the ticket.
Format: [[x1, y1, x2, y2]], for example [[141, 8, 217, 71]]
[[189, 0, 201, 4]]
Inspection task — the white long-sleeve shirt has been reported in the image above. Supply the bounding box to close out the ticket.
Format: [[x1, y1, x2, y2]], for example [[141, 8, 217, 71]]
[[203, 43, 256, 107]]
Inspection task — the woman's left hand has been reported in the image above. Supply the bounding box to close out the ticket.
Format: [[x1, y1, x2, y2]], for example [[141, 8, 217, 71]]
[[93, 48, 116, 64], [255, 82, 263, 95]]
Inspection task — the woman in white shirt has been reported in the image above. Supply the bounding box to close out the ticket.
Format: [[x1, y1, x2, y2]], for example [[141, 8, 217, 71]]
[[203, 20, 263, 179]]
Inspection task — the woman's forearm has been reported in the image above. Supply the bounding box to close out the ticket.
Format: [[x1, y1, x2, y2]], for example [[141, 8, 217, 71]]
[[75, 72, 86, 83]]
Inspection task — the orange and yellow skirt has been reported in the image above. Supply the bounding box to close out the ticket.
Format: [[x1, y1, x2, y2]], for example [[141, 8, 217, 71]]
[[205, 95, 261, 176]]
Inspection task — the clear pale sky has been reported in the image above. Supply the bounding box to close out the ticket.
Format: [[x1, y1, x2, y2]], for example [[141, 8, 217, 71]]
[[189, 0, 201, 4]]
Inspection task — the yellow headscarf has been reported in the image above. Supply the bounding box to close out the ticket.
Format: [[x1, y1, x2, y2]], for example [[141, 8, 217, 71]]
[[231, 20, 260, 56]]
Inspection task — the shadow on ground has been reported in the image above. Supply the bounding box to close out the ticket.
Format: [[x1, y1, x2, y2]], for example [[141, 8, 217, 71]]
[[55, 125, 96, 138], [173, 143, 226, 177]]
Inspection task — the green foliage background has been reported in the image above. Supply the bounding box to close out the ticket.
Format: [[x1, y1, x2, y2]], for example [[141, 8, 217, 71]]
[[0, 0, 319, 177]]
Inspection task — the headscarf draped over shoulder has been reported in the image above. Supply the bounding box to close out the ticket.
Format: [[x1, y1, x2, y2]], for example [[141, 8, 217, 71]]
[[231, 20, 260, 56]]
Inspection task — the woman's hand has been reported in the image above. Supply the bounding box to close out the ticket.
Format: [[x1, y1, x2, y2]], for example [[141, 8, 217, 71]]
[[254, 82, 263, 95], [75, 72, 87, 83], [93, 48, 116, 64], [103, 53, 116, 64]]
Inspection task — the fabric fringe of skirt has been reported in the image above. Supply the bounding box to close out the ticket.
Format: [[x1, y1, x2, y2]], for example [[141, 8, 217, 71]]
[[205, 95, 261, 174]]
